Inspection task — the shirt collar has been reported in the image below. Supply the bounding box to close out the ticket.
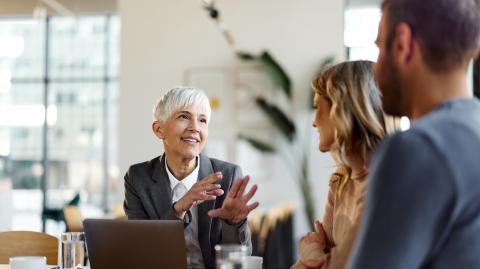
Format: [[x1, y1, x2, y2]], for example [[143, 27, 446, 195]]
[[165, 156, 199, 191]]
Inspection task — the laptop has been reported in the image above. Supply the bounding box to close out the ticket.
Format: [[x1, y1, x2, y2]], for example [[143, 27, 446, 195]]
[[83, 219, 187, 269]]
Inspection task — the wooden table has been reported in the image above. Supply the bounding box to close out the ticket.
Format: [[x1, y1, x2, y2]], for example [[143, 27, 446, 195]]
[[0, 266, 52, 269], [0, 264, 90, 269]]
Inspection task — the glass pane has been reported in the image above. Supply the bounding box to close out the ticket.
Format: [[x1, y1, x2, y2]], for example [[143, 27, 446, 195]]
[[1, 83, 44, 163], [106, 82, 119, 208], [344, 8, 381, 61], [49, 16, 107, 79], [348, 46, 379, 62], [47, 82, 105, 208], [0, 19, 45, 79], [108, 82, 118, 165], [0, 15, 120, 233], [108, 16, 120, 78], [0, 82, 44, 231]]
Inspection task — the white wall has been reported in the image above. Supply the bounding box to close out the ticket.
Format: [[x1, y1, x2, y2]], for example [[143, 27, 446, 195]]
[[118, 0, 345, 237]]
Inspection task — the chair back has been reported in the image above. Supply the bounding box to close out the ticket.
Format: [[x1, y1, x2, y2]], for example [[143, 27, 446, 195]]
[[0, 231, 58, 264], [64, 206, 84, 232], [111, 202, 127, 221]]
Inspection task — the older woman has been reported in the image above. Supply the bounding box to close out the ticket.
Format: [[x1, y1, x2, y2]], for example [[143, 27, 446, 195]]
[[292, 60, 394, 269], [124, 86, 259, 269]]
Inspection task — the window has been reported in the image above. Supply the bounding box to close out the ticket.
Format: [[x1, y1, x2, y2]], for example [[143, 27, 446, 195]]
[[0, 15, 119, 233], [345, 7, 475, 97], [344, 8, 381, 62]]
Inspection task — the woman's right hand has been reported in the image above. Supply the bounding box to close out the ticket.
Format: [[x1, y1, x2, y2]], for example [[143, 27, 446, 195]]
[[173, 172, 224, 217]]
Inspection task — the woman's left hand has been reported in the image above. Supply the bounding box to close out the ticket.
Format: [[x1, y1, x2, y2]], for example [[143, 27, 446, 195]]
[[298, 221, 327, 268], [207, 175, 259, 225]]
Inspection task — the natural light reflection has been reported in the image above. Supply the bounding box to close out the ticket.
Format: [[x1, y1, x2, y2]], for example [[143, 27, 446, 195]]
[[468, 60, 474, 96], [400, 116, 411, 131], [345, 8, 381, 62], [0, 104, 57, 127], [46, 105, 57, 126], [0, 36, 24, 58], [0, 140, 10, 156], [348, 46, 379, 62], [0, 69, 12, 93], [344, 8, 381, 47]]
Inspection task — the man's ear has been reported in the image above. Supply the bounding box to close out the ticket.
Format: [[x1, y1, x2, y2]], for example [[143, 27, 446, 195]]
[[392, 22, 416, 67], [152, 121, 164, 140]]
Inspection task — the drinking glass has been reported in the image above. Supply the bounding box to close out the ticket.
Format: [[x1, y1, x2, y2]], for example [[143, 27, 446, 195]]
[[215, 244, 247, 269], [245, 256, 263, 269], [59, 232, 85, 269]]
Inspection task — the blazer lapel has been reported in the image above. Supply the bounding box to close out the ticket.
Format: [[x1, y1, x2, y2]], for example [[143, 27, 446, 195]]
[[150, 154, 173, 219], [197, 154, 216, 265]]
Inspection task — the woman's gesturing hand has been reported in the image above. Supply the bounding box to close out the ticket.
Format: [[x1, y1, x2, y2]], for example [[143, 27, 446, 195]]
[[174, 172, 224, 217], [207, 176, 259, 225]]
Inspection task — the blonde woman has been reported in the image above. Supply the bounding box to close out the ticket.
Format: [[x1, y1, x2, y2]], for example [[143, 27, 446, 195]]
[[292, 60, 394, 269]]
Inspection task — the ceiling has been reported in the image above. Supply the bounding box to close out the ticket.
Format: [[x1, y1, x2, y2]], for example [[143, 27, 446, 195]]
[[0, 0, 117, 16], [0, 0, 381, 17]]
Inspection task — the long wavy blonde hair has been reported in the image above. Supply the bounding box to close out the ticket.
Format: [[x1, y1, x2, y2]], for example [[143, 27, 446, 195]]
[[311, 60, 393, 191]]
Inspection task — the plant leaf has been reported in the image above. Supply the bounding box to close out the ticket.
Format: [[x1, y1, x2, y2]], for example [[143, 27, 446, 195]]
[[300, 153, 315, 230], [309, 56, 336, 110], [236, 51, 257, 61], [255, 97, 296, 141], [319, 56, 335, 71], [260, 51, 292, 99], [238, 134, 276, 153]]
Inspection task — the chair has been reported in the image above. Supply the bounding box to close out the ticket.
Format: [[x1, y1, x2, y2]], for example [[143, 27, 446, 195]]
[[249, 203, 296, 268], [42, 192, 81, 229], [0, 231, 58, 264], [63, 206, 83, 232], [111, 202, 127, 220], [114, 215, 128, 221]]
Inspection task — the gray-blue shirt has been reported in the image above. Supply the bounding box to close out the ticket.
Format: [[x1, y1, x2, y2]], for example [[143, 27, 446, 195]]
[[347, 98, 480, 269]]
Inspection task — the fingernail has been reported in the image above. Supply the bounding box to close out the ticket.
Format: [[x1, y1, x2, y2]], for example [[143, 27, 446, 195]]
[[218, 189, 224, 195]]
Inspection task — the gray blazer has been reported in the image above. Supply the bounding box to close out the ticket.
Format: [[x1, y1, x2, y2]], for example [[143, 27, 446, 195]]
[[123, 153, 252, 268]]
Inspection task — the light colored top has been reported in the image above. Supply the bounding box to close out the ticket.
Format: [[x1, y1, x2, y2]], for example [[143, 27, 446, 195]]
[[165, 156, 205, 269], [319, 171, 366, 269], [292, 169, 366, 269]]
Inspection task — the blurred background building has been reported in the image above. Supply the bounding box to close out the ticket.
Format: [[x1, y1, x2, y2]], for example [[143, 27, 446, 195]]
[[0, 0, 118, 233]]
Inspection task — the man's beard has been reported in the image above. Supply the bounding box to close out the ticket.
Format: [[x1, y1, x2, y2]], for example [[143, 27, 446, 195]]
[[378, 52, 406, 117]]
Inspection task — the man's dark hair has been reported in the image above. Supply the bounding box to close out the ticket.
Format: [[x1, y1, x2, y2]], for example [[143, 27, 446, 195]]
[[382, 0, 480, 71]]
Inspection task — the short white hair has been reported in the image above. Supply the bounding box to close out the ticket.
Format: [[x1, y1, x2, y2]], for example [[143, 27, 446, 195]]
[[152, 86, 212, 124]]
